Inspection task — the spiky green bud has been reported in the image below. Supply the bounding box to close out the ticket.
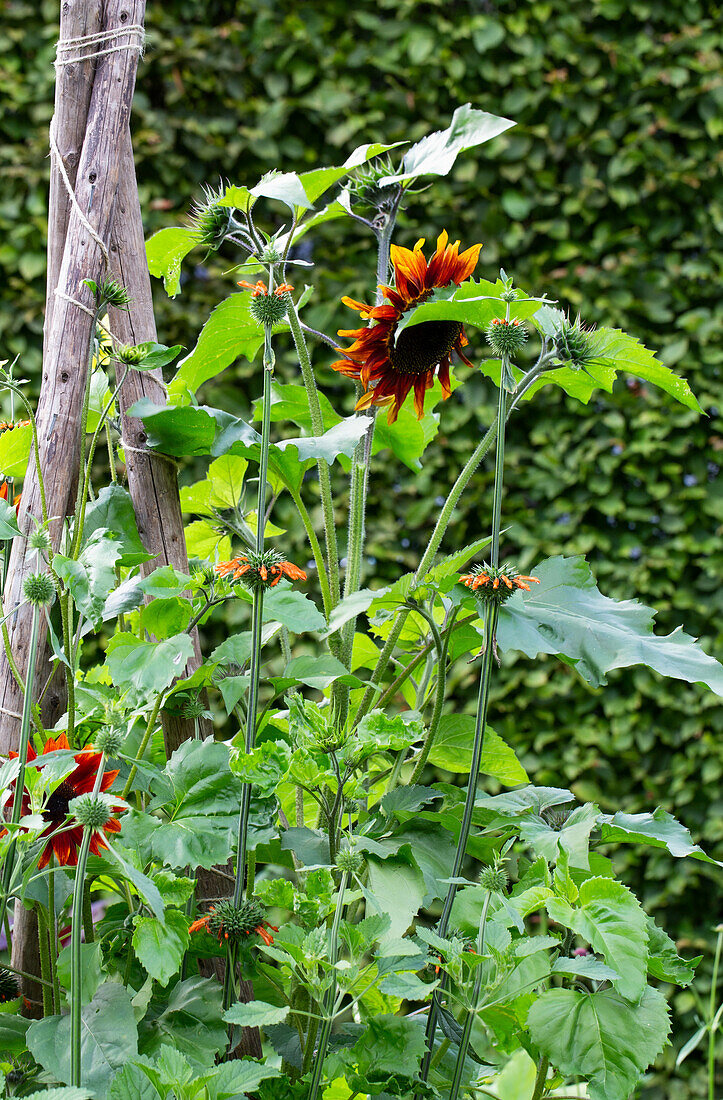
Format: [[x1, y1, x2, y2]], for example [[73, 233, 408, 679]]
[[27, 527, 52, 555], [485, 317, 528, 358], [553, 315, 597, 368], [479, 864, 509, 894], [336, 847, 364, 875], [207, 898, 267, 943], [94, 727, 125, 757], [249, 292, 288, 326], [23, 572, 55, 607], [96, 277, 131, 310], [70, 793, 112, 829], [541, 806, 575, 831], [189, 185, 231, 251]]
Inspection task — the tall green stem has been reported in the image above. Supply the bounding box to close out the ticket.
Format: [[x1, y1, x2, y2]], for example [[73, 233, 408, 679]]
[[121, 693, 163, 800], [410, 608, 458, 784], [1, 601, 40, 914], [284, 293, 340, 608], [70, 828, 93, 1085], [709, 926, 723, 1100], [307, 871, 349, 1100], [531, 1056, 550, 1100], [448, 891, 491, 1100], [418, 378, 508, 1093], [36, 904, 53, 1016]]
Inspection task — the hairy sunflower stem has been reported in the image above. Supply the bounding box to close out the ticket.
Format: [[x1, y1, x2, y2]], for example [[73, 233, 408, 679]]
[[709, 926, 723, 1100], [308, 870, 349, 1100], [36, 903, 53, 1016], [531, 1056, 551, 1100], [284, 292, 340, 608], [410, 607, 459, 785], [121, 693, 163, 800], [1, 600, 41, 915]]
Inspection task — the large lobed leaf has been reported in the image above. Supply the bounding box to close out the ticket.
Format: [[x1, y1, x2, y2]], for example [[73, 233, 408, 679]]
[[527, 984, 670, 1100], [497, 555, 723, 692]]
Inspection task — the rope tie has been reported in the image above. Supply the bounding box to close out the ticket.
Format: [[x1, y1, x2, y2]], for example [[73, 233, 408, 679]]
[[54, 24, 145, 67]]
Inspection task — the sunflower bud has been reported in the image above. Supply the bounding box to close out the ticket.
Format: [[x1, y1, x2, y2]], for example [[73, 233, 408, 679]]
[[541, 805, 575, 831], [70, 793, 113, 829], [554, 315, 597, 368], [89, 277, 131, 310], [115, 343, 147, 365], [23, 572, 55, 607], [189, 186, 232, 251], [485, 317, 528, 358], [349, 155, 399, 212]]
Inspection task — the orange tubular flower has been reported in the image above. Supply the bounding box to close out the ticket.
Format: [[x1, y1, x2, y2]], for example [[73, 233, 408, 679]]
[[189, 900, 278, 946], [237, 279, 293, 298], [460, 563, 540, 604], [0, 481, 21, 515], [215, 549, 307, 591], [330, 230, 483, 424], [6, 734, 124, 869]]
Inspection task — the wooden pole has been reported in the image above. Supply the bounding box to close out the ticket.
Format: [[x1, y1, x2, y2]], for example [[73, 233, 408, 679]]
[[108, 133, 206, 756], [1, 0, 146, 1008]]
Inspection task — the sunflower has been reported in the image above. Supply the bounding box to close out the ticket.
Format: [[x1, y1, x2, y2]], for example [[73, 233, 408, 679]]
[[330, 231, 482, 423], [7, 734, 124, 869], [215, 549, 307, 591]]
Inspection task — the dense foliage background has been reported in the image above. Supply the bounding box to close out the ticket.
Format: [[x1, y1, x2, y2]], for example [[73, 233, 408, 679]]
[[1, 0, 721, 1092]]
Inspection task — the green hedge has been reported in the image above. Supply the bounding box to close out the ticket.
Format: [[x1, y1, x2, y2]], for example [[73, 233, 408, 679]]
[[1, 1, 721, 1092]]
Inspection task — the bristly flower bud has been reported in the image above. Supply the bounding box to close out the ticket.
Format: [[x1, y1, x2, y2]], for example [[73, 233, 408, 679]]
[[27, 527, 52, 555], [349, 155, 400, 212], [485, 317, 528, 358], [189, 185, 232, 251], [215, 548, 306, 592], [23, 572, 55, 607], [479, 863, 509, 894], [70, 792, 113, 829], [180, 692, 208, 720], [188, 898, 278, 947], [249, 292, 288, 326], [336, 847, 364, 875], [115, 343, 147, 365], [553, 314, 598, 369], [541, 805, 575, 831], [83, 276, 131, 310], [94, 726, 125, 758]]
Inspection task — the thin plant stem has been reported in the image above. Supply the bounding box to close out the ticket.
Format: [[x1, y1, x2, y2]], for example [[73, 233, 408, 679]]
[[47, 859, 61, 1011], [289, 487, 333, 618], [532, 1056, 551, 1100], [121, 693, 163, 800], [448, 891, 491, 1100], [709, 926, 723, 1100], [410, 607, 459, 784], [307, 871, 349, 1100], [284, 292, 340, 607], [36, 904, 53, 1016], [1, 601, 41, 915], [70, 829, 93, 1085], [419, 377, 508, 1093]]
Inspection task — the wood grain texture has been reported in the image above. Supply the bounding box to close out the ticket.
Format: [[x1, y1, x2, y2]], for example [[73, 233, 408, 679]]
[[2, 0, 145, 1007]]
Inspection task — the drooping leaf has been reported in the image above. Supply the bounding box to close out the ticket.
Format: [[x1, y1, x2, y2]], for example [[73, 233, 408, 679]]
[[137, 976, 226, 1069], [0, 422, 32, 478], [0, 497, 21, 539], [645, 916, 700, 987], [106, 632, 195, 696], [127, 399, 260, 458], [600, 807, 721, 866], [396, 278, 543, 337], [263, 587, 326, 634], [384, 103, 514, 184], [527, 984, 670, 1100], [147, 738, 243, 870], [546, 878, 648, 1000], [27, 983, 139, 1098], [169, 293, 265, 396], [427, 716, 528, 786], [519, 803, 601, 869], [133, 909, 190, 986], [82, 484, 152, 566], [223, 1001, 289, 1028], [364, 856, 425, 942], [497, 556, 723, 692], [54, 531, 122, 624], [146, 227, 198, 298]]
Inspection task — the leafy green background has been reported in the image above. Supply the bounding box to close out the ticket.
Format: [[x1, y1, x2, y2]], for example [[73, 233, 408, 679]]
[[1, 1, 721, 1093]]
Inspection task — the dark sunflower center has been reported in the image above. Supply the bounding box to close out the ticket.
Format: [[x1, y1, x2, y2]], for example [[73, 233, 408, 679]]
[[389, 320, 463, 376], [43, 781, 75, 822]]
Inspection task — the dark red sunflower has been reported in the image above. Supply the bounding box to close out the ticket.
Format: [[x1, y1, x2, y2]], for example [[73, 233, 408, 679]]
[[7, 733, 124, 869], [330, 231, 483, 423]]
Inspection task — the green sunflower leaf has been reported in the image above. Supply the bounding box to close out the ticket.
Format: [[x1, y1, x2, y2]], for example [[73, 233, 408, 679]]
[[384, 103, 514, 184], [146, 227, 198, 298]]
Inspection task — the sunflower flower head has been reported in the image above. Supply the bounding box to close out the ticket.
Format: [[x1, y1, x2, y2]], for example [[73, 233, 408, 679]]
[[460, 562, 540, 604], [238, 280, 293, 326], [6, 734, 124, 869], [485, 317, 528, 358], [330, 230, 483, 424], [189, 898, 278, 947], [215, 549, 306, 591]]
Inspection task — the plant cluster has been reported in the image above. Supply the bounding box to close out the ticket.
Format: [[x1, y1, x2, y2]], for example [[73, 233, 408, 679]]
[[0, 106, 721, 1100]]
